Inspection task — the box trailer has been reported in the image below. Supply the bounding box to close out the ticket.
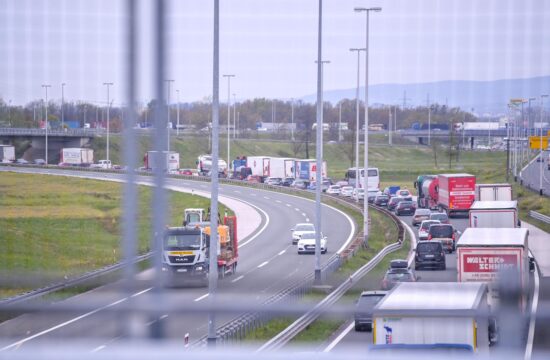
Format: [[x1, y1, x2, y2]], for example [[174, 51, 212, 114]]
[[295, 159, 327, 181], [0, 145, 15, 163], [371, 282, 490, 354], [456, 228, 529, 310], [475, 183, 513, 201], [144, 151, 180, 172], [469, 201, 519, 228], [437, 173, 476, 217], [60, 148, 94, 166], [268, 157, 296, 178], [247, 156, 270, 177]]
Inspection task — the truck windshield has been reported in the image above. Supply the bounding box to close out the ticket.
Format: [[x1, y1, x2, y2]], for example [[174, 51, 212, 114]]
[[164, 234, 202, 250]]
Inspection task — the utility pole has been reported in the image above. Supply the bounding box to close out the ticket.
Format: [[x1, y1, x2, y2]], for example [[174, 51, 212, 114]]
[[388, 106, 392, 146], [291, 98, 295, 141], [222, 74, 235, 172], [232, 93, 237, 139], [165, 79, 174, 153], [338, 102, 342, 142], [42, 84, 51, 163], [103, 82, 114, 162], [540, 95, 549, 195], [61, 83, 66, 128], [176, 89, 180, 136]]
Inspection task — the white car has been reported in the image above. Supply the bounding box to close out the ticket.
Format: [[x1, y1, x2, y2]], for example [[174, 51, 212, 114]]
[[341, 186, 354, 197], [418, 219, 441, 240], [291, 223, 316, 245], [353, 188, 366, 201], [297, 232, 327, 254], [326, 185, 341, 195]]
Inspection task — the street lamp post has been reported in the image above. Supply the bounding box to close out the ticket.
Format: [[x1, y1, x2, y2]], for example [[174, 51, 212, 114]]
[[232, 93, 237, 139], [61, 83, 66, 128], [291, 98, 295, 141], [355, 6, 382, 246], [8, 100, 11, 127], [42, 85, 51, 163], [176, 89, 180, 136], [165, 79, 174, 152], [540, 95, 549, 195], [350, 48, 365, 197], [222, 75, 235, 172], [103, 82, 113, 162]]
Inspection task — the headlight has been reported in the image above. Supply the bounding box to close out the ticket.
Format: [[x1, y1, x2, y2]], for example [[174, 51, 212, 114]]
[[195, 266, 204, 271]]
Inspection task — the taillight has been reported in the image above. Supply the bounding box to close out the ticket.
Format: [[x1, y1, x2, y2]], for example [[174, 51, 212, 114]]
[[428, 234, 432, 240], [452, 233, 456, 241]]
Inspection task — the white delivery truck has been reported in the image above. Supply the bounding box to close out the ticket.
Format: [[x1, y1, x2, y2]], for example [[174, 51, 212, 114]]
[[60, 148, 94, 166], [475, 183, 513, 201], [247, 156, 271, 177], [0, 145, 15, 163], [268, 157, 295, 178], [456, 227, 529, 310], [371, 282, 490, 354], [469, 201, 519, 228], [196, 154, 227, 176], [144, 151, 180, 173], [294, 159, 327, 181]]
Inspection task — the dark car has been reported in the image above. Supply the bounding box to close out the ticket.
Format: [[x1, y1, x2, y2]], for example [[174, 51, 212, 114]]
[[414, 240, 446, 270], [374, 194, 389, 206], [395, 200, 416, 216], [381, 268, 418, 290], [354, 290, 387, 332], [412, 208, 431, 226], [387, 196, 403, 211], [428, 224, 456, 253], [429, 212, 450, 224], [282, 177, 295, 186], [33, 159, 46, 166]]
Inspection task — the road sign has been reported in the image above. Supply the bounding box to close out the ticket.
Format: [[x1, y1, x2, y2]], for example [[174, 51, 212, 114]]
[[529, 136, 549, 150]]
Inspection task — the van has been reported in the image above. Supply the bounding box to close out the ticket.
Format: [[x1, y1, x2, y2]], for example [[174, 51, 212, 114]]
[[414, 240, 446, 270]]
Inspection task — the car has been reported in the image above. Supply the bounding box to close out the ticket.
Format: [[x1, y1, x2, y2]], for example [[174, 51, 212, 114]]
[[336, 180, 349, 187], [418, 220, 441, 240], [383, 186, 400, 198], [321, 180, 331, 192], [178, 168, 194, 176], [15, 158, 29, 164], [414, 240, 446, 270], [326, 185, 341, 195], [427, 224, 457, 253], [366, 189, 379, 203], [373, 194, 390, 206], [33, 159, 46, 165], [395, 200, 416, 216], [353, 188, 366, 201], [291, 179, 308, 189], [412, 208, 431, 226], [429, 212, 450, 224], [395, 189, 411, 197], [381, 267, 418, 290], [354, 290, 387, 332], [282, 177, 295, 186], [297, 231, 327, 254], [340, 186, 354, 197], [246, 175, 262, 183], [265, 177, 283, 186], [387, 196, 412, 211], [290, 223, 316, 245]]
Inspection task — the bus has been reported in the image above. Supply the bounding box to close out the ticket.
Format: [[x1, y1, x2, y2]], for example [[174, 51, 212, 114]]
[[345, 167, 380, 190]]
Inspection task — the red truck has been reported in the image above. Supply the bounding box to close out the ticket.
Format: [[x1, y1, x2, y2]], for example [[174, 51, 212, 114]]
[[437, 173, 476, 217]]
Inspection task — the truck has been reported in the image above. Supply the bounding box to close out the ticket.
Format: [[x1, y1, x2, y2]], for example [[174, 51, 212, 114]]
[[90, 159, 112, 169], [162, 209, 238, 287], [144, 151, 180, 173], [456, 227, 529, 310], [469, 201, 520, 228], [437, 173, 476, 217], [60, 148, 94, 166], [371, 282, 491, 353], [0, 145, 15, 163], [196, 154, 227, 176], [268, 157, 296, 178], [475, 183, 513, 201], [295, 159, 327, 181], [247, 156, 271, 177], [414, 175, 438, 209]]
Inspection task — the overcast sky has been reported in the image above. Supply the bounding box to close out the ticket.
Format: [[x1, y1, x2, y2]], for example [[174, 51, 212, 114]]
[[1, 0, 549, 106]]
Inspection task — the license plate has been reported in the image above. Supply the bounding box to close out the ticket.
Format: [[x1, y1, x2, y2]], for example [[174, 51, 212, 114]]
[[177, 268, 188, 273], [425, 254, 434, 258], [403, 208, 411, 210]]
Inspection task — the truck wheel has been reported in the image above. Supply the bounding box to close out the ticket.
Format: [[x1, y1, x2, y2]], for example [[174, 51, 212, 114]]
[[232, 263, 237, 274], [219, 265, 226, 279]]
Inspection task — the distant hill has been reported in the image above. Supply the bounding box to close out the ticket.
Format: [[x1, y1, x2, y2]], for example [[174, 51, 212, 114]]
[[301, 75, 550, 115]]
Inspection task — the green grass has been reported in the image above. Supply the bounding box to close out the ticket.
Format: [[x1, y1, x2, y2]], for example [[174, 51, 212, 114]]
[[0, 172, 231, 298]]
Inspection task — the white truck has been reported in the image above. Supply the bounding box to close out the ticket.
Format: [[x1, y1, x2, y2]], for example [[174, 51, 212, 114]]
[[60, 148, 94, 166], [196, 154, 227, 176], [456, 227, 529, 310], [475, 183, 513, 201], [247, 156, 271, 177], [268, 157, 295, 178], [371, 282, 490, 354], [469, 200, 519, 228], [295, 159, 327, 181], [90, 159, 112, 169], [144, 151, 180, 173], [0, 145, 15, 163]]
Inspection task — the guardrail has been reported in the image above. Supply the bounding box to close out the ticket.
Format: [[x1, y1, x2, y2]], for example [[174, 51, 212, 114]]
[[0, 127, 102, 137], [529, 210, 550, 224]]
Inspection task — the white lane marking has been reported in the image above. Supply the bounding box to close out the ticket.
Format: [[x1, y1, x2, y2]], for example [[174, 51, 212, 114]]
[[233, 190, 241, 193], [0, 286, 151, 352], [278, 249, 286, 255], [194, 293, 209, 302], [286, 203, 292, 207], [264, 196, 270, 200], [160, 314, 169, 320], [294, 208, 300, 211], [306, 218, 310, 222], [525, 253, 540, 360], [237, 198, 270, 248], [301, 212, 307, 217], [257, 261, 269, 268], [91, 345, 107, 353], [231, 275, 245, 283], [130, 287, 153, 298], [276, 200, 282, 203], [323, 321, 354, 352]]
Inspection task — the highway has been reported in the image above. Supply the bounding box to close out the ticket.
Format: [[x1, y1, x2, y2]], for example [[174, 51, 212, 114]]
[[0, 167, 355, 351]]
